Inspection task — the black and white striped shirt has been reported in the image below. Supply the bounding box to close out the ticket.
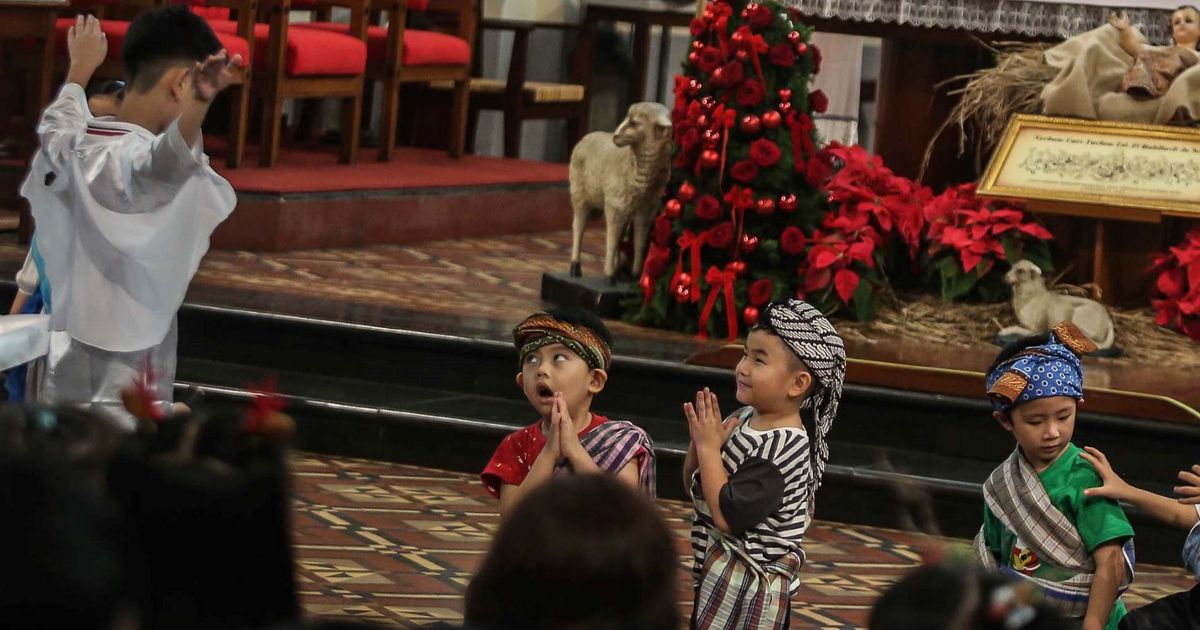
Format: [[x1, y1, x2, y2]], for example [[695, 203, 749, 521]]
[[690, 406, 812, 582]]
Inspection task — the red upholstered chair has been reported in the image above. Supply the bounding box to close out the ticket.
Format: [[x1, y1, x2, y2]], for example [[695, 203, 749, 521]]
[[207, 0, 369, 167], [293, 0, 475, 161]]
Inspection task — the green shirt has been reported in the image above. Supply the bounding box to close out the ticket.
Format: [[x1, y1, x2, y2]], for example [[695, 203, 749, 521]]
[[982, 443, 1135, 630]]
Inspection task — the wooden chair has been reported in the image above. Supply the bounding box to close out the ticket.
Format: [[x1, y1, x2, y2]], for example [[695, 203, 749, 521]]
[[432, 18, 590, 159], [208, 0, 369, 166], [293, 0, 475, 161], [53, 0, 256, 167]]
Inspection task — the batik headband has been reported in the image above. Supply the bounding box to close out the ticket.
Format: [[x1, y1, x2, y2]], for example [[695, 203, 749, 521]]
[[513, 313, 612, 371], [759, 299, 846, 509], [985, 321, 1096, 413]]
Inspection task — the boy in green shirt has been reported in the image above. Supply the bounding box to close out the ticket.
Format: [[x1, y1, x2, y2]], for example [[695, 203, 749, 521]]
[[975, 322, 1135, 630]]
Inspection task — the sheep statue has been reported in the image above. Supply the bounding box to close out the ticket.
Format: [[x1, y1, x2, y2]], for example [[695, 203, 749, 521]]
[[568, 102, 673, 285], [1000, 260, 1116, 351]]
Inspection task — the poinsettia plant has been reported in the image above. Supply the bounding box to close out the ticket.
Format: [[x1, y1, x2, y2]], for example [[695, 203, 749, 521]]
[[1148, 227, 1200, 341], [921, 183, 1054, 302]]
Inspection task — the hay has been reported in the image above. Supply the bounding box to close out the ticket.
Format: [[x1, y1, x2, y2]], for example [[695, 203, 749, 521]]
[[920, 42, 1057, 180], [838, 293, 1200, 369]]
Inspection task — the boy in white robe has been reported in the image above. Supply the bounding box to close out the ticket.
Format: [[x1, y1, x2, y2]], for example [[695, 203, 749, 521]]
[[20, 9, 240, 427]]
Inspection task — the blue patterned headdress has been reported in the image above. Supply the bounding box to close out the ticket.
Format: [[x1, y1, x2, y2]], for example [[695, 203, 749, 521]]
[[986, 322, 1096, 413]]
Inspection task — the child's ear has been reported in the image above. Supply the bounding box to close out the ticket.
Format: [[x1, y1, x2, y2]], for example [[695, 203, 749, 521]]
[[588, 368, 608, 395], [516, 372, 525, 390], [165, 66, 190, 102], [993, 410, 1015, 432], [788, 370, 814, 399]]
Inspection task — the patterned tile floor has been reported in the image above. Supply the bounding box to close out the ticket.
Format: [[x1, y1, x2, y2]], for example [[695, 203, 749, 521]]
[[292, 453, 1196, 629]]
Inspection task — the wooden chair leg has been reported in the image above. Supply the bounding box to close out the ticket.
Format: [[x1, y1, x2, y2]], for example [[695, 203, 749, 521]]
[[448, 79, 470, 159], [339, 93, 362, 164], [226, 83, 249, 169], [464, 103, 481, 154], [361, 78, 376, 137], [260, 88, 284, 168], [501, 105, 522, 159], [295, 99, 321, 143], [377, 78, 399, 162]]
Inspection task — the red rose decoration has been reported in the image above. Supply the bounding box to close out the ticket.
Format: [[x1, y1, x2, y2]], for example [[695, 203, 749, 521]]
[[809, 89, 829, 114], [730, 160, 760, 183], [707, 222, 734, 249], [749, 278, 774, 305], [749, 138, 782, 168], [690, 17, 708, 36], [747, 4, 774, 29], [694, 194, 722, 221], [811, 44, 822, 74], [696, 46, 723, 73], [736, 79, 765, 107], [781, 226, 807, 255], [768, 43, 795, 67], [716, 61, 744, 87], [653, 215, 672, 247]]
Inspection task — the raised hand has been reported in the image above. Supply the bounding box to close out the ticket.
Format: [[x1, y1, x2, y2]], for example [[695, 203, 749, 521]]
[[1081, 446, 1133, 501], [192, 50, 241, 102], [555, 394, 589, 464], [67, 15, 108, 84], [1177, 464, 1200, 505], [684, 388, 734, 452]]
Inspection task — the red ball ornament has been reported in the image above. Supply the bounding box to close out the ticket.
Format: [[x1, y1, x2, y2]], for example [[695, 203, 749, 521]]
[[740, 114, 762, 135], [796, 42, 809, 55], [688, 51, 700, 65], [755, 198, 776, 215], [731, 30, 746, 46], [729, 260, 748, 275], [696, 114, 710, 128], [741, 2, 759, 17], [700, 96, 717, 111], [741, 234, 760, 253], [762, 110, 783, 129], [735, 49, 749, 62], [699, 149, 721, 168], [664, 199, 683, 218], [778, 88, 793, 103], [742, 306, 760, 327], [778, 102, 792, 115], [786, 31, 802, 45], [779, 193, 798, 212], [702, 129, 722, 147], [687, 79, 702, 95], [711, 67, 725, 86], [677, 181, 697, 202], [639, 275, 653, 293], [673, 274, 693, 303], [692, 40, 705, 51]]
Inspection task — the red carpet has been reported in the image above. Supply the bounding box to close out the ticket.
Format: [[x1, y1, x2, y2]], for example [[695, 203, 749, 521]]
[[211, 143, 569, 195]]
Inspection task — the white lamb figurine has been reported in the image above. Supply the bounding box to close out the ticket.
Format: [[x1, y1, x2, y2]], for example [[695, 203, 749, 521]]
[[1001, 260, 1116, 350], [568, 102, 673, 285]]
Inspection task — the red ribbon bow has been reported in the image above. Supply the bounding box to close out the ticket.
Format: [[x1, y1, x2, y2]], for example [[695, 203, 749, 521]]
[[787, 111, 816, 172], [697, 264, 740, 341], [724, 185, 754, 258], [675, 230, 707, 303], [734, 25, 768, 86]]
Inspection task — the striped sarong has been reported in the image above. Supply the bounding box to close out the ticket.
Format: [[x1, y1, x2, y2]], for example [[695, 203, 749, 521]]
[[692, 534, 801, 630], [975, 448, 1135, 618], [576, 419, 656, 497]]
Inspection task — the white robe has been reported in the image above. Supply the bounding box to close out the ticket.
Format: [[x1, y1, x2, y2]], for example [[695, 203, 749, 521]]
[[19, 83, 236, 426]]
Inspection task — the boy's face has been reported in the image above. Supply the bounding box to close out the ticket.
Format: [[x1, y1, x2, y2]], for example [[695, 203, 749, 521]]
[[734, 330, 813, 413], [516, 343, 606, 420], [995, 396, 1077, 470]]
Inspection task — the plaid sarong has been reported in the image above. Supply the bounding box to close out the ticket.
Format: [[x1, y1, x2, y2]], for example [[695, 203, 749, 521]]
[[975, 448, 1135, 618], [573, 419, 656, 497], [1184, 521, 1200, 581], [692, 533, 801, 630]]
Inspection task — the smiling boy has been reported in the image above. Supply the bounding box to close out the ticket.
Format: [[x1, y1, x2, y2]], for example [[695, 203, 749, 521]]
[[481, 308, 655, 517]]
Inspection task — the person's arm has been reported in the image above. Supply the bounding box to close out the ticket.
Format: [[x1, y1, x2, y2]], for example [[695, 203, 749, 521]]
[[556, 395, 603, 476], [613, 459, 640, 490], [1081, 447, 1199, 529], [1177, 464, 1200, 505], [65, 15, 106, 91], [686, 388, 738, 534], [1109, 11, 1143, 59], [683, 441, 699, 497], [1083, 541, 1127, 630], [37, 16, 105, 170], [496, 443, 558, 518]]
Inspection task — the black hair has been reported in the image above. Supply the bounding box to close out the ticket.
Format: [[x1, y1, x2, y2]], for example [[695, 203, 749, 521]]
[[86, 79, 126, 99], [121, 5, 222, 92], [464, 475, 679, 630], [988, 332, 1053, 374], [541, 307, 614, 348], [870, 564, 1072, 630]]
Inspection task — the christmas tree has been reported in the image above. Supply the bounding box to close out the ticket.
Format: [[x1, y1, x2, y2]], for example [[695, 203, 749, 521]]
[[628, 0, 862, 340]]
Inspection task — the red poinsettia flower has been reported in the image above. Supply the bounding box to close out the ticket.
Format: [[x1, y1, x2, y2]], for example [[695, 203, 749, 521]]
[[768, 43, 795, 67], [730, 160, 760, 183], [697, 46, 724, 73], [749, 138, 782, 168], [834, 269, 860, 303], [809, 89, 829, 114], [749, 278, 774, 305], [736, 79, 766, 107], [805, 154, 832, 186], [781, 226, 807, 255], [707, 221, 734, 248], [694, 194, 722, 221], [746, 3, 774, 29]]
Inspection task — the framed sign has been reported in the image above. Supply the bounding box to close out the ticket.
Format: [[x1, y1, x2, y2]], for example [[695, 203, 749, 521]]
[[977, 114, 1200, 220]]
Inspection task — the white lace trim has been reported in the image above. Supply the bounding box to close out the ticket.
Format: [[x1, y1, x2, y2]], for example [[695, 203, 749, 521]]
[[787, 0, 1173, 44]]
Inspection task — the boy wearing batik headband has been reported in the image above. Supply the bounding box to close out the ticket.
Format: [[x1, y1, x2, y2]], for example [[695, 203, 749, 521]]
[[975, 321, 1135, 630], [481, 307, 656, 517], [684, 299, 846, 630]]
